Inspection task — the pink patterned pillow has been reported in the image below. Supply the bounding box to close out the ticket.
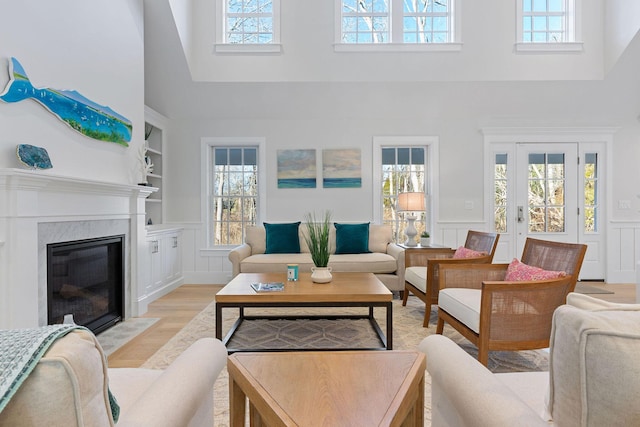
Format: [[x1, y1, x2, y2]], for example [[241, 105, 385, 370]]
[[452, 246, 487, 259], [505, 258, 567, 281]]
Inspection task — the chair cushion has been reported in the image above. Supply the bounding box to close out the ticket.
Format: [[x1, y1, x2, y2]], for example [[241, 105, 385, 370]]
[[334, 223, 371, 254], [405, 266, 427, 293], [548, 304, 640, 426], [438, 288, 481, 333], [452, 246, 486, 259], [505, 258, 566, 281], [264, 222, 301, 254]]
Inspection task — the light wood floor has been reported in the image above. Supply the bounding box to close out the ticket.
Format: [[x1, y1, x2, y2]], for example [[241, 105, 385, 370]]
[[107, 282, 636, 368]]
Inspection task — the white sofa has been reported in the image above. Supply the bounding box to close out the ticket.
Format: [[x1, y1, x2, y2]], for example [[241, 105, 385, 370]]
[[0, 329, 227, 427], [419, 293, 640, 427], [228, 224, 406, 292]]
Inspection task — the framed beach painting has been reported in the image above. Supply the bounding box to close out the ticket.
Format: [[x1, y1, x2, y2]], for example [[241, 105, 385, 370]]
[[277, 149, 317, 188], [322, 149, 361, 188]]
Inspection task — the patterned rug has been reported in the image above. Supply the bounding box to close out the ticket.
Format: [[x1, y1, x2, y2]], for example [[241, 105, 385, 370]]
[[142, 295, 548, 426]]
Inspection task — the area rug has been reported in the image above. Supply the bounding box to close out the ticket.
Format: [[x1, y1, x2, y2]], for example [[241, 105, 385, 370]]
[[96, 318, 159, 356], [142, 295, 548, 426]]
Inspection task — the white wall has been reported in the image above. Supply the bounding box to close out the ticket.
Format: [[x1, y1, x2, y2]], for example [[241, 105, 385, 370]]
[[143, 1, 640, 283], [0, 0, 145, 185]]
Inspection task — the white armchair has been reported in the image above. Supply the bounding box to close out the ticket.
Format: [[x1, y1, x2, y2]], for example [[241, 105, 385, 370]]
[[419, 293, 640, 427], [0, 329, 227, 427]]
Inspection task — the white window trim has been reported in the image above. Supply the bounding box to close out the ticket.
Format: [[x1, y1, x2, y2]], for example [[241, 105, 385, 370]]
[[372, 136, 440, 234], [515, 0, 583, 53], [214, 0, 282, 54], [334, 0, 461, 53], [200, 137, 267, 249]]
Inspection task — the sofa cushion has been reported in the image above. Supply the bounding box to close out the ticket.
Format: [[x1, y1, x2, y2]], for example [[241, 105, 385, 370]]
[[334, 222, 371, 254], [438, 288, 481, 333], [328, 253, 397, 273], [368, 224, 392, 253], [452, 246, 487, 259], [405, 266, 427, 293], [264, 222, 301, 254], [566, 292, 640, 311], [505, 258, 566, 281], [245, 225, 266, 254], [240, 253, 315, 273], [548, 305, 640, 426]]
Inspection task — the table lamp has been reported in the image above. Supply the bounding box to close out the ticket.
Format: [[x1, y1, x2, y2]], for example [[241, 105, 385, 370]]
[[397, 192, 425, 247]]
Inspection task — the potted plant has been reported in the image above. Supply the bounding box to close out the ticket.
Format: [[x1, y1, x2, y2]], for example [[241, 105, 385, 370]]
[[420, 231, 430, 247], [303, 210, 332, 283]]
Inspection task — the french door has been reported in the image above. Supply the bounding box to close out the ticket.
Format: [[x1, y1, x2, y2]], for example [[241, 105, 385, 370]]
[[490, 141, 605, 280], [515, 143, 579, 254]]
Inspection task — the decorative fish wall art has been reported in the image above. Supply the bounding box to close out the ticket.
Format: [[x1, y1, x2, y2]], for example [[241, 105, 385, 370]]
[[0, 57, 132, 146]]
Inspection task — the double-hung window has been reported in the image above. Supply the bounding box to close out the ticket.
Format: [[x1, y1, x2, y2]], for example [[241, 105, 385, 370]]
[[202, 138, 266, 247], [336, 0, 461, 51], [215, 0, 281, 53], [516, 0, 582, 52], [373, 136, 439, 243]]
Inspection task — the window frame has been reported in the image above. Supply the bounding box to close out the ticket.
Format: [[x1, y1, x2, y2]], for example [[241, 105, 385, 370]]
[[515, 0, 583, 53], [373, 136, 439, 241], [201, 137, 267, 249], [215, 0, 282, 54], [334, 0, 462, 52]]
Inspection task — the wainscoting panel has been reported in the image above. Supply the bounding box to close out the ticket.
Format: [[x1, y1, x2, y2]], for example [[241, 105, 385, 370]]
[[173, 220, 640, 285]]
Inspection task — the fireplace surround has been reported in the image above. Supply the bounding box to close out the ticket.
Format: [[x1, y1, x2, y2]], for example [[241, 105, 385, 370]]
[[0, 169, 154, 330]]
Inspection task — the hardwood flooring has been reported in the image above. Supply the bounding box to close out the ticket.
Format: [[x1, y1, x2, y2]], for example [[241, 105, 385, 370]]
[[107, 282, 636, 368], [107, 284, 222, 368]]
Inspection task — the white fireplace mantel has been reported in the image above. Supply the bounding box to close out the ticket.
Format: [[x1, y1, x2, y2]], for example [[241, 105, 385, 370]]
[[0, 168, 155, 329]]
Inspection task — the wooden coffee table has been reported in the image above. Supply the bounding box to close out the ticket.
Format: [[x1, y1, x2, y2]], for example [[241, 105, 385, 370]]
[[228, 350, 426, 427], [215, 272, 393, 352]]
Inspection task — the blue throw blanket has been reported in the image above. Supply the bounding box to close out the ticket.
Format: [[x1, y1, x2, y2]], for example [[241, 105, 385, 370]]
[[0, 324, 119, 421]]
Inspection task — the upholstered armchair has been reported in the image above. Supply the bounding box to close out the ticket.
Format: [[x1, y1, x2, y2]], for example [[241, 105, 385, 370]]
[[436, 237, 587, 365], [0, 328, 227, 427], [420, 293, 640, 427], [402, 230, 499, 327]]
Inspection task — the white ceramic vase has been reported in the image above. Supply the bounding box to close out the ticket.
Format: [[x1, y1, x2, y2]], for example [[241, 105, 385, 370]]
[[310, 266, 332, 283], [420, 237, 431, 246]]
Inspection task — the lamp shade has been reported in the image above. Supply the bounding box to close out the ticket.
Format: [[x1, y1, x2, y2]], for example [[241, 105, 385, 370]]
[[397, 192, 425, 212]]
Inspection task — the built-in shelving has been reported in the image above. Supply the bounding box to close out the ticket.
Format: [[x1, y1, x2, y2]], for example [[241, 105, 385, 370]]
[[144, 106, 167, 226]]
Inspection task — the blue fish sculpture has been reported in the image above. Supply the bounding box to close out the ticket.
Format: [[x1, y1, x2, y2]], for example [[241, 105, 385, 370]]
[[0, 57, 132, 146]]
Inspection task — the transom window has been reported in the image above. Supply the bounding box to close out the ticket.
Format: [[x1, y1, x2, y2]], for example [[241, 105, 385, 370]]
[[225, 0, 275, 44], [215, 0, 281, 52], [338, 0, 457, 45], [516, 0, 581, 51], [522, 0, 568, 42]]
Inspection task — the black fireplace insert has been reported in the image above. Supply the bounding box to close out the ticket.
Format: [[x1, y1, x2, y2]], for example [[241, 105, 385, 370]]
[[47, 235, 124, 334]]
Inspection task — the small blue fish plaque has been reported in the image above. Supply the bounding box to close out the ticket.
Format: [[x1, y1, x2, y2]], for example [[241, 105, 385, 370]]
[[16, 144, 53, 170]]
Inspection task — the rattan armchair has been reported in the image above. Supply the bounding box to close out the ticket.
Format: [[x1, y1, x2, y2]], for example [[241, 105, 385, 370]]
[[402, 230, 500, 327], [436, 237, 587, 366]]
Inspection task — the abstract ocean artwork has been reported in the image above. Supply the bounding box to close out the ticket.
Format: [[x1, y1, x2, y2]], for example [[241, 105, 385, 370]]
[[277, 149, 317, 188], [322, 148, 362, 188], [16, 144, 53, 170], [0, 57, 132, 146]]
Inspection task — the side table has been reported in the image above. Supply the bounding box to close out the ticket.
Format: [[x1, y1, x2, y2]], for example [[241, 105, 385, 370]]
[[228, 350, 426, 427]]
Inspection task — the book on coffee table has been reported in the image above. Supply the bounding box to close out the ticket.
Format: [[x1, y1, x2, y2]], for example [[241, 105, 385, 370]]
[[250, 282, 285, 292]]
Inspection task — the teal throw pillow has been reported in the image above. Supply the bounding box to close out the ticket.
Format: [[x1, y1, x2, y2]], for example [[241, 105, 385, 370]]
[[264, 222, 301, 254], [335, 222, 371, 254]]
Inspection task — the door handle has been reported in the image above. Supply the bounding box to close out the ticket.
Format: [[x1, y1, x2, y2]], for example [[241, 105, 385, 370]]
[[517, 206, 524, 223]]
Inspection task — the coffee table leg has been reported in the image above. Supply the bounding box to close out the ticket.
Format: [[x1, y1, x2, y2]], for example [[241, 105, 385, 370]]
[[387, 302, 393, 350], [216, 303, 222, 340], [229, 374, 247, 427]]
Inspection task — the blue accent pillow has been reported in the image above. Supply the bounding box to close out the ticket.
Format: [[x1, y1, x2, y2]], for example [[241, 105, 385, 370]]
[[335, 223, 371, 254], [264, 222, 301, 254]]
